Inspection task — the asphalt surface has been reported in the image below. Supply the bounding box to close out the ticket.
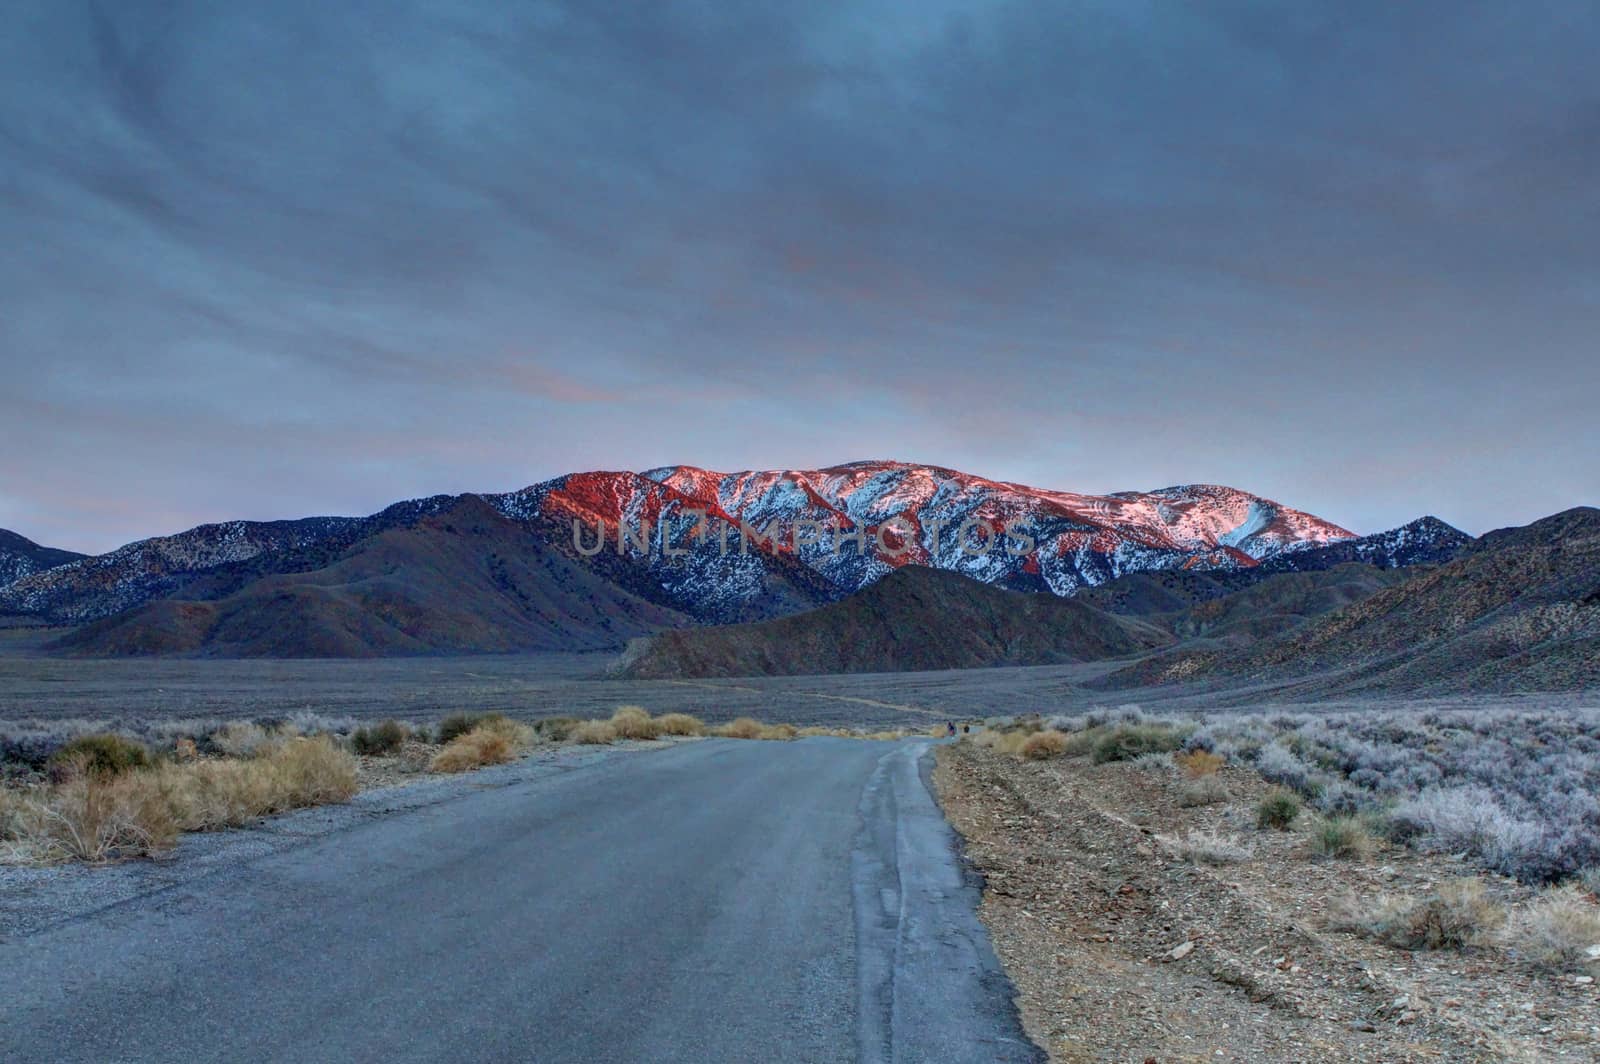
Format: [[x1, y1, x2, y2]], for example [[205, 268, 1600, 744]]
[[1, 738, 1043, 1063]]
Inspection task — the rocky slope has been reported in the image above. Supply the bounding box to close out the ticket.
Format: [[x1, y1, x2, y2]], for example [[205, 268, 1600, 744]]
[[52, 497, 691, 658], [616, 566, 1172, 678], [0, 499, 457, 625], [1255, 515, 1471, 573], [0, 530, 85, 589], [1109, 507, 1600, 693]]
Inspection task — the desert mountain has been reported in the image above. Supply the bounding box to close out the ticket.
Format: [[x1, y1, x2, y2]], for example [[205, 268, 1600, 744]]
[[1254, 516, 1471, 574], [516, 462, 1356, 601], [1075, 517, 1470, 618], [1108, 507, 1600, 693], [0, 529, 85, 589], [0, 461, 1359, 632], [1148, 564, 1415, 642], [616, 565, 1173, 678], [52, 497, 691, 658]]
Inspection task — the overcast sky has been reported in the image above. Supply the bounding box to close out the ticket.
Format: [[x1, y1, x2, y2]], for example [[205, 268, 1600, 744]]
[[3, 1, 1597, 554]]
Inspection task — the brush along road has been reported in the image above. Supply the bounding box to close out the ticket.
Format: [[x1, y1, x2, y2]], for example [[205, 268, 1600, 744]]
[[1, 737, 1041, 1063]]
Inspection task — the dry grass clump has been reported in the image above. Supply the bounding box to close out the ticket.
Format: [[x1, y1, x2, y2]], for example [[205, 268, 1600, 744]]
[[656, 713, 706, 737], [610, 706, 663, 740], [0, 787, 27, 842], [1175, 749, 1225, 778], [716, 718, 765, 740], [1159, 829, 1254, 866], [1178, 774, 1231, 807], [168, 737, 359, 829], [5, 737, 359, 863], [974, 729, 1033, 756], [209, 721, 280, 759], [1020, 730, 1069, 760], [7, 773, 178, 862], [437, 712, 511, 745], [1311, 816, 1375, 860], [760, 723, 798, 741], [1508, 884, 1600, 971], [570, 720, 619, 745], [430, 718, 535, 773], [1330, 878, 1506, 951]]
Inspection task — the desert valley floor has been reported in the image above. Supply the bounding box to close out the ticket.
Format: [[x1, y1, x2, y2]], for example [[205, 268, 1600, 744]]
[[1, 627, 1586, 729]]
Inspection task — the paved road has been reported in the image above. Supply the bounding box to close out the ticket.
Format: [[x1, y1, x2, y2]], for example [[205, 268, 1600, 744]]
[[1, 738, 1042, 1063]]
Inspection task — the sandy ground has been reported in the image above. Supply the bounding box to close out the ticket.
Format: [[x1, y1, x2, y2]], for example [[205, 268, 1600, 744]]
[[932, 740, 1600, 1063]]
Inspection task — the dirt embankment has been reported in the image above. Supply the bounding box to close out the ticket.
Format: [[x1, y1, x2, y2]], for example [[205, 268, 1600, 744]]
[[933, 741, 1599, 1063]]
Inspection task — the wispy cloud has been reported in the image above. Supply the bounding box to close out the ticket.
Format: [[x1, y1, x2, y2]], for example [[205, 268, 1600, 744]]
[[2, 0, 1596, 553]]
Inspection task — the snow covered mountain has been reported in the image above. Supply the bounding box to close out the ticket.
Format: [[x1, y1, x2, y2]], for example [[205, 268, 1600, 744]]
[[2, 460, 1365, 629], [1255, 516, 1472, 574], [494, 461, 1356, 604]]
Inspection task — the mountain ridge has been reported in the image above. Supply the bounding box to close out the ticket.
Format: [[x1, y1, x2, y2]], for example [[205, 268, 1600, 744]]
[[617, 565, 1174, 678], [1101, 507, 1600, 694], [0, 461, 1368, 628], [51, 496, 692, 658], [0, 529, 86, 590]]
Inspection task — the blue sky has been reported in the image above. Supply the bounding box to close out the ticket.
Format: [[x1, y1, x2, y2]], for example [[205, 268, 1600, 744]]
[[3, 0, 1597, 553]]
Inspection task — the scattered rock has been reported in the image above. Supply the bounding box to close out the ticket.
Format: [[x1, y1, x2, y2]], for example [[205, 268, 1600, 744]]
[[1167, 940, 1196, 961]]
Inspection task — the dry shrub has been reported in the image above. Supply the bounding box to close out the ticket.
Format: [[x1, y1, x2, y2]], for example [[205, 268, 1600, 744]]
[[1158, 829, 1253, 866], [759, 723, 798, 741], [1330, 878, 1505, 950], [1178, 774, 1231, 807], [863, 730, 909, 741], [1091, 724, 1186, 764], [8, 738, 357, 861], [610, 706, 663, 740], [1312, 816, 1375, 860], [1020, 730, 1069, 760], [269, 737, 363, 806], [571, 720, 619, 745], [716, 718, 765, 740], [48, 734, 150, 779], [16, 774, 179, 862], [430, 718, 534, 773], [1130, 752, 1176, 774], [797, 725, 835, 737], [655, 713, 707, 737], [533, 717, 580, 742], [437, 712, 511, 745], [1176, 749, 1225, 778], [0, 788, 27, 842], [1257, 788, 1301, 830], [1508, 884, 1600, 970], [169, 737, 359, 829], [174, 738, 198, 761], [430, 731, 513, 773], [979, 730, 1031, 756], [210, 722, 280, 759], [351, 719, 407, 756]]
